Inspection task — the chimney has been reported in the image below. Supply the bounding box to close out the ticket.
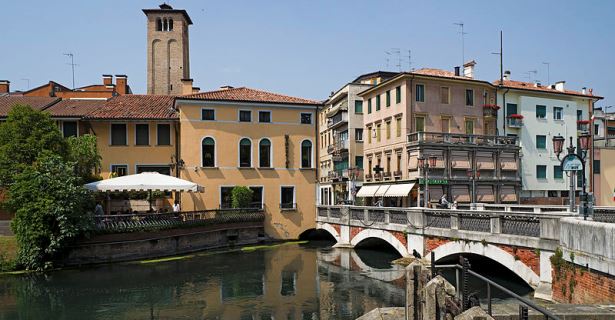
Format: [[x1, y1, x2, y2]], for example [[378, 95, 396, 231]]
[[102, 74, 113, 86], [582, 87, 587, 95], [463, 60, 476, 79], [192, 87, 200, 94], [555, 81, 565, 92], [534, 81, 541, 88], [0, 80, 9, 94], [181, 78, 194, 95], [219, 85, 234, 90], [503, 70, 511, 81], [115, 75, 128, 95], [454, 66, 460, 76]]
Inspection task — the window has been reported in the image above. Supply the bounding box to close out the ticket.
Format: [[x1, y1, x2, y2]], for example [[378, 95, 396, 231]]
[[397, 154, 402, 172], [168, 19, 173, 31], [577, 110, 583, 121], [415, 84, 425, 102], [536, 105, 546, 119], [62, 121, 78, 138], [368, 98, 372, 114], [368, 159, 372, 175], [249, 186, 264, 209], [111, 165, 128, 177], [537, 165, 547, 179], [415, 116, 425, 132], [301, 140, 312, 168], [239, 138, 252, 167], [355, 156, 363, 169], [594, 160, 601, 174], [506, 103, 518, 117], [465, 89, 474, 106], [465, 119, 474, 134], [157, 124, 171, 145], [354, 100, 363, 114], [376, 123, 381, 142], [441, 117, 450, 133], [111, 124, 127, 145], [554, 165, 563, 179], [258, 111, 271, 123], [220, 186, 234, 208], [536, 135, 546, 149], [136, 165, 170, 175], [202, 137, 215, 167], [135, 124, 149, 146], [156, 18, 162, 31], [440, 87, 450, 104], [355, 128, 363, 141], [202, 109, 215, 120], [259, 139, 271, 168], [300, 113, 312, 124], [376, 95, 381, 111], [386, 156, 391, 173], [280, 186, 295, 209], [594, 124, 600, 135], [367, 126, 372, 143], [553, 107, 563, 120], [386, 90, 391, 107], [396, 86, 401, 103], [396, 117, 402, 137], [385, 121, 391, 139], [239, 110, 251, 122]]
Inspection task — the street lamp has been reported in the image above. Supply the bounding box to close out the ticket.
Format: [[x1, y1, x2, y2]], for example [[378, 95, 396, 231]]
[[418, 155, 438, 208], [467, 168, 480, 204], [552, 133, 591, 219]]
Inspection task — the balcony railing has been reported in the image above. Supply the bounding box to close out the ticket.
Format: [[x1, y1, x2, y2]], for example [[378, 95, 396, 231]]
[[327, 112, 348, 129], [483, 104, 500, 118], [365, 173, 373, 181], [506, 116, 524, 128], [407, 132, 518, 146], [577, 120, 590, 132], [327, 145, 335, 154], [393, 170, 402, 178]]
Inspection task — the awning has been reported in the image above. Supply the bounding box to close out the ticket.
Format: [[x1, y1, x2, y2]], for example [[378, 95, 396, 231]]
[[384, 183, 415, 197], [84, 172, 202, 192], [374, 185, 390, 197], [356, 185, 380, 197]]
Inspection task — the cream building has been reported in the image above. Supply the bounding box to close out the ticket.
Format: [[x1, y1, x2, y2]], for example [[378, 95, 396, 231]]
[[175, 87, 321, 239]]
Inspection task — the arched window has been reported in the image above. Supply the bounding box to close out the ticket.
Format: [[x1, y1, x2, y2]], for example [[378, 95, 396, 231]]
[[156, 18, 163, 31], [301, 140, 312, 168], [168, 19, 173, 31], [163, 18, 168, 31], [259, 139, 271, 168], [202, 137, 215, 167], [239, 138, 252, 167]]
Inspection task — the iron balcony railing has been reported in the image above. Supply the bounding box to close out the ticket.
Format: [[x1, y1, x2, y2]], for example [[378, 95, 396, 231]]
[[506, 117, 524, 128], [407, 131, 518, 146]]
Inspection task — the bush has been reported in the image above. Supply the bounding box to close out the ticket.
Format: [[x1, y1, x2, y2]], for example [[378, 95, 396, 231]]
[[231, 186, 253, 209], [8, 153, 94, 270]]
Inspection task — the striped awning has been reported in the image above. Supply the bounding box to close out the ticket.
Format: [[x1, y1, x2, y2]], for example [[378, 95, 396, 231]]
[[356, 185, 380, 197], [384, 183, 415, 197], [374, 185, 390, 197]]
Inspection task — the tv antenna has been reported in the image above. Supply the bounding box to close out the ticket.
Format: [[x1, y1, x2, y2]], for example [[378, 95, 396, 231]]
[[525, 70, 538, 82], [385, 51, 391, 69], [21, 78, 30, 90], [407, 50, 413, 71], [542, 62, 550, 85], [491, 31, 503, 84], [391, 48, 401, 71], [454, 22, 467, 67], [63, 53, 78, 89]]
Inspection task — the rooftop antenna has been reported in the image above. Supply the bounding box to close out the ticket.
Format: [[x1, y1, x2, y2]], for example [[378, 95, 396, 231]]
[[454, 22, 467, 67], [525, 70, 537, 82], [542, 62, 550, 85], [491, 31, 503, 84], [407, 50, 413, 71], [385, 51, 391, 69], [391, 48, 401, 71], [21, 78, 30, 90], [63, 53, 78, 90]]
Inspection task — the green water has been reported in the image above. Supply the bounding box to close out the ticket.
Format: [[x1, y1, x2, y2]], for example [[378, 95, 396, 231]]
[[0, 241, 405, 319]]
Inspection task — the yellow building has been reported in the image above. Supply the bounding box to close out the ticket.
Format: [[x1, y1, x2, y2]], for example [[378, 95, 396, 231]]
[[175, 86, 321, 239]]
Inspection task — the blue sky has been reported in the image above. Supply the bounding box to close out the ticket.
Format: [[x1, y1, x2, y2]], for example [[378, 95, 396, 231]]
[[1, 1, 613, 107]]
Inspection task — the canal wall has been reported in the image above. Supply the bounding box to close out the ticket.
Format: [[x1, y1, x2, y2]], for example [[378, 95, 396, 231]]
[[63, 221, 265, 266]]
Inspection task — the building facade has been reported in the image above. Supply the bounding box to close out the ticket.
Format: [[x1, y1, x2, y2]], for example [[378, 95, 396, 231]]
[[494, 74, 601, 204], [318, 72, 397, 205], [358, 65, 520, 205], [175, 87, 320, 239], [592, 109, 615, 206], [0, 75, 131, 99]]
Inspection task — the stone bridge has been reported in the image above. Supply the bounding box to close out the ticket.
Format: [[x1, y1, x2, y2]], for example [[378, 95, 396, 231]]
[[316, 204, 583, 301]]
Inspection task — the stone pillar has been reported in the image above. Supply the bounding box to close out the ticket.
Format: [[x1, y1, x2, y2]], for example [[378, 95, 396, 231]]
[[451, 213, 459, 230], [534, 250, 554, 301], [490, 216, 501, 234]]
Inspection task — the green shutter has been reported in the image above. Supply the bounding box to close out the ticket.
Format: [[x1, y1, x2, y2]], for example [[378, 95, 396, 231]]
[[536, 135, 546, 149], [354, 100, 363, 114], [537, 165, 547, 179], [554, 165, 563, 179], [386, 90, 391, 107], [355, 156, 363, 169], [376, 95, 381, 111], [536, 105, 546, 119], [368, 99, 372, 114], [396, 86, 401, 103]]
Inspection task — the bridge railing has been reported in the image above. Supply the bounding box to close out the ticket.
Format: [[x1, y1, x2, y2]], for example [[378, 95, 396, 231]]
[[592, 207, 615, 223]]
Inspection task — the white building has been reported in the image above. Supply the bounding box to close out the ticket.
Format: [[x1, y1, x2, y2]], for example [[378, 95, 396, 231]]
[[495, 72, 602, 203]]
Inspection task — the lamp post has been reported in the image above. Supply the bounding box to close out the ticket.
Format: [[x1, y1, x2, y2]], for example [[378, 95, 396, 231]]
[[552, 133, 592, 219], [418, 155, 438, 208], [467, 168, 480, 204]]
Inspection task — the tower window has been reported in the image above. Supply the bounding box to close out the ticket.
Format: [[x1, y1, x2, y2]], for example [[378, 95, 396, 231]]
[[168, 19, 173, 31], [156, 18, 162, 31], [163, 18, 168, 31]]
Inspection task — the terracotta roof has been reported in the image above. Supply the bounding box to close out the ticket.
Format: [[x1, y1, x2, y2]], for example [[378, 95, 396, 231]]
[[181, 87, 321, 106], [412, 68, 470, 80], [45, 99, 107, 117], [0, 96, 59, 117], [493, 79, 602, 99], [84, 95, 177, 120]]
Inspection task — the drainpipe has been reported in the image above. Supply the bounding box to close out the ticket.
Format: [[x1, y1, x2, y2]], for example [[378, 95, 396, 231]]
[[501, 87, 510, 136]]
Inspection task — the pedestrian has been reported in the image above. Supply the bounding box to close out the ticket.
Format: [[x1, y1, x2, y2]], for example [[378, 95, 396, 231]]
[[173, 200, 180, 213], [94, 202, 104, 216]]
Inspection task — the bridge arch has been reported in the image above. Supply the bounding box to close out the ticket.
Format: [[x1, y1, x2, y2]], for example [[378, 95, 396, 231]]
[[350, 229, 409, 257], [430, 241, 540, 288], [302, 223, 340, 243]]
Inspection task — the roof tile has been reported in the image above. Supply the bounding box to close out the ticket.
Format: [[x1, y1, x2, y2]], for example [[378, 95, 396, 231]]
[[46, 99, 106, 117], [493, 79, 601, 98], [0, 96, 59, 117], [84, 95, 177, 120], [182, 87, 320, 105]]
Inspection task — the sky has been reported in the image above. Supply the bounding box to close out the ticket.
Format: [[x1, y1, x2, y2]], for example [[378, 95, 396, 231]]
[[1, 0, 614, 107]]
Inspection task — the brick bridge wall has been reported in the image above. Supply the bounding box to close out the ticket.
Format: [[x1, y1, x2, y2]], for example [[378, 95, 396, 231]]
[[552, 262, 615, 304]]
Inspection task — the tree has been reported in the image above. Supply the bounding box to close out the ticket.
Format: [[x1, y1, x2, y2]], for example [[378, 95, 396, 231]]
[[231, 186, 253, 209], [8, 153, 94, 270], [67, 134, 102, 182], [0, 105, 67, 186]]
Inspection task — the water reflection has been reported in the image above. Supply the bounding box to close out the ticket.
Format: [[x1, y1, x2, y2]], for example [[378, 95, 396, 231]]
[[0, 242, 405, 319]]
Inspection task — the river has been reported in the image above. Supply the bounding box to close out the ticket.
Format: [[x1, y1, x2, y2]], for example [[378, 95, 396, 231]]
[[0, 240, 532, 319]]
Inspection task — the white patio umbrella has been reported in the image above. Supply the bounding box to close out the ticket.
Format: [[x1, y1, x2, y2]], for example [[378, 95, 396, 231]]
[[84, 172, 202, 213]]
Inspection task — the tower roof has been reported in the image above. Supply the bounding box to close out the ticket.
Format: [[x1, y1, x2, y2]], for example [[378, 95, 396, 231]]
[[142, 3, 193, 25]]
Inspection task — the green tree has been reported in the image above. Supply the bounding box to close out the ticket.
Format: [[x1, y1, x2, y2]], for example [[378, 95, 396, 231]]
[[0, 105, 67, 186], [67, 134, 102, 182], [231, 186, 253, 209], [8, 153, 94, 270]]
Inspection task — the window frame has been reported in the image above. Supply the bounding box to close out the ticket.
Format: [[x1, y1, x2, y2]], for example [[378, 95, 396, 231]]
[[465, 89, 474, 106], [440, 86, 450, 104], [536, 105, 547, 119], [415, 116, 425, 132], [258, 138, 272, 168], [554, 165, 563, 179], [156, 123, 172, 146], [396, 117, 402, 137], [110, 123, 128, 146], [238, 109, 252, 122], [355, 128, 363, 142], [536, 135, 547, 149], [219, 185, 236, 209], [386, 90, 391, 107], [135, 123, 150, 146], [201, 136, 217, 167], [385, 120, 391, 139], [300, 112, 313, 125], [367, 98, 372, 114], [553, 107, 563, 120], [280, 185, 296, 210], [110, 164, 129, 177], [536, 165, 547, 180], [376, 95, 381, 111], [354, 100, 363, 114], [300, 139, 313, 169], [415, 84, 425, 102], [238, 137, 253, 168], [201, 108, 216, 121], [258, 110, 272, 123], [61, 120, 78, 138], [396, 86, 401, 104]]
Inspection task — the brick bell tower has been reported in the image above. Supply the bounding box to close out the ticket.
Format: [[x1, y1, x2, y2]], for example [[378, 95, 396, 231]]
[[143, 3, 192, 95]]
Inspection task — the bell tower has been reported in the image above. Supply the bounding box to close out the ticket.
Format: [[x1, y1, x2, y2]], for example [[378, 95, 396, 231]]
[[143, 3, 192, 95]]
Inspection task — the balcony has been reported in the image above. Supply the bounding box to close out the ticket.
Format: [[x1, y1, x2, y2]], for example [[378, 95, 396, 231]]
[[506, 115, 524, 128], [577, 120, 590, 132], [374, 173, 382, 181], [383, 172, 392, 180], [327, 145, 335, 154], [327, 111, 348, 129], [483, 104, 500, 118], [325, 100, 348, 118], [365, 173, 373, 181], [336, 139, 349, 151], [407, 132, 518, 147]]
